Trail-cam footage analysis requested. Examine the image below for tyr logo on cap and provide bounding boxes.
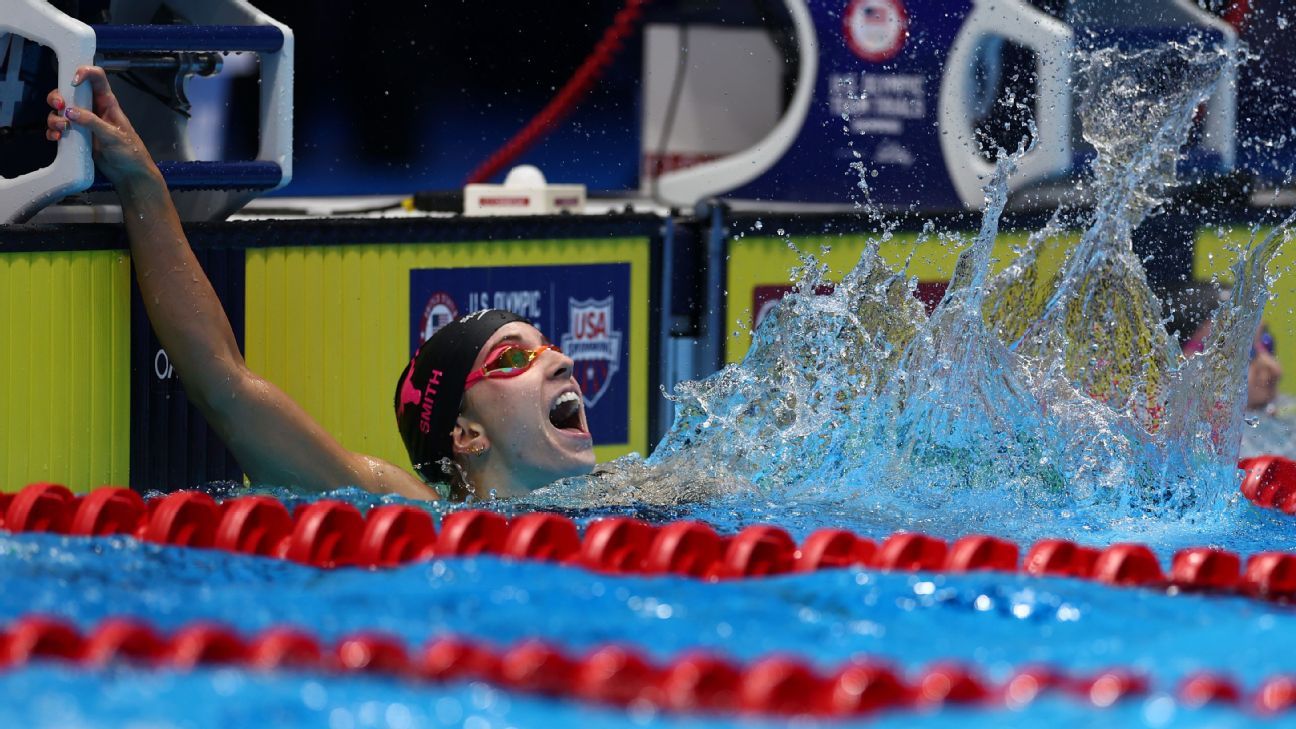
[397,358,421,417]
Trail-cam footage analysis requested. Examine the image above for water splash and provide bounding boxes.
[556,38,1291,537]
[994,40,1230,431]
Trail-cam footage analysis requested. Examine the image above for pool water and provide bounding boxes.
[1,499,1295,729]
[0,667,1255,729]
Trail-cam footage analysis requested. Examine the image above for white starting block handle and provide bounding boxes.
[0,0,95,224]
[89,24,289,194]
[937,0,1074,209]
[0,1,293,223]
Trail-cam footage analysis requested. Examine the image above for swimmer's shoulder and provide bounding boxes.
[355,454,442,501]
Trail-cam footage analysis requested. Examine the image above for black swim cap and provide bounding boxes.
[394,309,527,482]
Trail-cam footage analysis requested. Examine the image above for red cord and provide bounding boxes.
[1223,0,1251,33]
[464,0,651,185]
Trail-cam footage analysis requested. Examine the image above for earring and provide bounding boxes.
[467,444,488,456]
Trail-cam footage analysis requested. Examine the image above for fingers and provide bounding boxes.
[51,67,156,181]
[71,65,111,96]
[62,105,113,137]
[46,109,69,142]
[70,66,122,117]
[47,66,111,116]
[46,89,67,141]
[61,102,158,184]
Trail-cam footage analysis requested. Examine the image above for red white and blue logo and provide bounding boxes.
[417,291,459,347]
[843,0,908,62]
[561,297,622,408]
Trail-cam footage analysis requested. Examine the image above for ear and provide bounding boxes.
[451,415,491,456]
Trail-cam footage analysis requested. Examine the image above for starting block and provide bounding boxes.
[0,0,293,223]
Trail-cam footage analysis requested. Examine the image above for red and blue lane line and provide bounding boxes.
[2,613,1294,719]
[4,457,1296,719]
[2,464,1296,601]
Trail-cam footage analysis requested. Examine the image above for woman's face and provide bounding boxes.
[461,322,596,492]
[1248,326,1282,411]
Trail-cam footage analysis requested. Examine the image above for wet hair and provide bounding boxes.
[394,309,527,484]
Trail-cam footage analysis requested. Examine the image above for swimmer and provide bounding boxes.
[45,67,596,500]
[1171,283,1283,412]
[1184,321,1282,412]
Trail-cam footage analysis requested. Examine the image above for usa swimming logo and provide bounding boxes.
[561,297,622,408]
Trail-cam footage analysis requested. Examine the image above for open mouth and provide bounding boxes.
[549,391,584,432]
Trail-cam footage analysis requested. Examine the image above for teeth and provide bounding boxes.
[549,391,583,430]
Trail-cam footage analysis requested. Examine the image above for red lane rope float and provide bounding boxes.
[1240,455,1296,515]
[3,614,1294,717]
[4,480,1296,602]
[463,0,650,185]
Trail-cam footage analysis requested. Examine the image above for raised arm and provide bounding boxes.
[47,66,436,500]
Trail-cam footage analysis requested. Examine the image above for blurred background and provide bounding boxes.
[4,0,1294,201]
[176,0,1296,198]
[247,0,646,195]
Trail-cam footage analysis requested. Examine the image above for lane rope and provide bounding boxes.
[2,477,1296,602]
[1240,455,1296,516]
[1,613,1291,717]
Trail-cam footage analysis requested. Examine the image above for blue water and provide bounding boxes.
[0,666,1264,729]
[1,527,1294,727]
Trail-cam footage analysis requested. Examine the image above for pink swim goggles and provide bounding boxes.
[464,343,561,390]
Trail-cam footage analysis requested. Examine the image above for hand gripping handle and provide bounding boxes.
[0,0,95,223]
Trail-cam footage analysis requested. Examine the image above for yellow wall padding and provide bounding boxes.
[0,251,131,492]
[1195,226,1296,396]
[726,230,1070,362]
[244,238,652,476]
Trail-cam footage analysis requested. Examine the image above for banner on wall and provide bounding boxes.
[130,248,246,492]
[748,281,949,335]
[409,263,632,444]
